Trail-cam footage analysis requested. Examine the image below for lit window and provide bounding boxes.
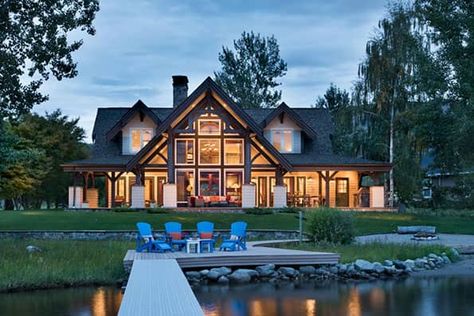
[224,139,243,165]
[199,171,220,196]
[271,130,293,153]
[199,119,221,135]
[130,128,153,152]
[199,139,220,165]
[176,139,194,165]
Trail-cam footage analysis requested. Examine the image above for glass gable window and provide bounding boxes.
[199,139,220,165]
[199,170,220,196]
[176,139,194,165]
[130,128,153,152]
[224,139,243,165]
[198,119,221,135]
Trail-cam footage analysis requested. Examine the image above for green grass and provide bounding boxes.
[279,241,454,263]
[0,239,132,292]
[0,209,473,235]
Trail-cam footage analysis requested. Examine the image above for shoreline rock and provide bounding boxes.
[185,250,457,286]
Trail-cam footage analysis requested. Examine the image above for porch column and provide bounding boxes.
[105,172,122,208]
[241,133,255,208]
[317,171,338,207]
[164,132,177,207]
[85,172,99,209]
[244,133,251,184]
[131,167,145,208]
[68,172,83,208]
[273,167,287,208]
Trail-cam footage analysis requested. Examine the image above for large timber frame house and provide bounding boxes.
[63,76,391,209]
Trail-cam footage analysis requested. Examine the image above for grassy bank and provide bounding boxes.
[1,238,456,292]
[279,242,454,263]
[0,239,132,292]
[0,209,473,235]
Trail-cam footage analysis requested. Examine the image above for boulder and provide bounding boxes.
[329,266,339,274]
[383,260,393,267]
[26,245,42,253]
[404,259,415,270]
[209,267,232,278]
[337,264,347,274]
[200,269,209,277]
[384,266,398,275]
[256,264,275,277]
[354,259,375,272]
[185,271,201,280]
[234,269,258,278]
[278,267,299,278]
[373,262,385,274]
[442,255,451,264]
[228,270,251,284]
[415,258,428,268]
[217,276,229,284]
[299,266,316,275]
[207,271,220,280]
[393,260,407,269]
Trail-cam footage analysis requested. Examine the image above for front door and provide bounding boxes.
[258,177,268,207]
[157,177,166,206]
[336,178,349,207]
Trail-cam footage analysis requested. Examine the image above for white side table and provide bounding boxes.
[186,239,201,253]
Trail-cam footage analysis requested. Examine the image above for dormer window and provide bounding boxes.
[270,128,301,153]
[130,128,153,153]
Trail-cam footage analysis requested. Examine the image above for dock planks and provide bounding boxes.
[124,240,340,270]
[118,259,204,316]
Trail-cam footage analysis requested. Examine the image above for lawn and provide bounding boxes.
[279,241,454,263]
[0,209,473,235]
[0,239,132,292]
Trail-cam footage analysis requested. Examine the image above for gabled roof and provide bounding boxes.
[261,102,317,138]
[126,77,293,171]
[105,100,160,141]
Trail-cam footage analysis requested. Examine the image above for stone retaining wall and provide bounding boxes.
[0,230,305,241]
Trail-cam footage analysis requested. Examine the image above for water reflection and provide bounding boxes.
[0,286,122,316]
[194,277,474,316]
[0,277,473,316]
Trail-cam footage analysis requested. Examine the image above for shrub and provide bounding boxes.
[147,208,172,214]
[274,206,301,214]
[307,207,354,244]
[243,207,273,215]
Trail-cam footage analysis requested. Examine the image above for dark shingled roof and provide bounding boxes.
[71,104,387,168]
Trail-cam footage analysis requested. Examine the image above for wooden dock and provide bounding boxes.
[118,259,204,316]
[124,240,339,270]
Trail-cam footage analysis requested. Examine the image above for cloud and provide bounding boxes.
[39,0,387,141]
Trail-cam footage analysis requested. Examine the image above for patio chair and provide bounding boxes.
[197,221,216,252]
[136,222,172,253]
[165,221,187,250]
[220,221,247,251]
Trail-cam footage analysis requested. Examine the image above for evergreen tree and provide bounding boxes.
[214,31,287,108]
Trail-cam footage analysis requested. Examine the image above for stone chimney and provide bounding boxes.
[172,75,188,107]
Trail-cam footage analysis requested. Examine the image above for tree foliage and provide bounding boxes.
[0,111,89,209]
[0,0,99,120]
[214,31,287,109]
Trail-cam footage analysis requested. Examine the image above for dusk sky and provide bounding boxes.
[39,0,388,141]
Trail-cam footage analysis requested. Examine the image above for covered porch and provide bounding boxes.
[63,164,391,210]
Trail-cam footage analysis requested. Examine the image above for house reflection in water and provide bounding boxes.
[90,287,122,316]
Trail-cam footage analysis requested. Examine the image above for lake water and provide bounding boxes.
[0,277,473,316]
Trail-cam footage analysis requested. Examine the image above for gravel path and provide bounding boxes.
[355,233,474,253]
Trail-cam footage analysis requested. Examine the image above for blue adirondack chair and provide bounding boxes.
[220,221,247,251]
[136,222,172,253]
[197,221,216,252]
[165,221,187,250]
